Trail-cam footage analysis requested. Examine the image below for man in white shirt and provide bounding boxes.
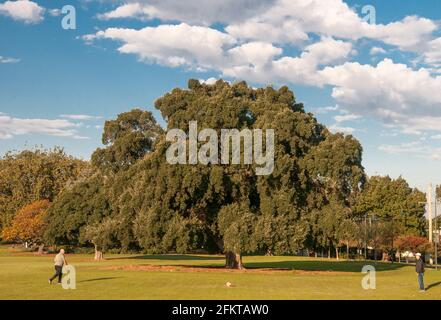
[48,249,68,284]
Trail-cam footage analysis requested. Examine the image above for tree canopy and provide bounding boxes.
[106,79,365,267]
[36,79,427,266]
[354,175,426,236]
[0,148,86,232]
[91,108,163,173]
[2,200,50,249]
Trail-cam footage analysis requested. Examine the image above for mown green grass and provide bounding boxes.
[0,245,440,300]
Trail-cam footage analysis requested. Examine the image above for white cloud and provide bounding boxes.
[224,0,436,53]
[222,37,352,85]
[48,8,61,17]
[198,77,218,85]
[319,58,441,133]
[88,1,441,136]
[328,124,355,135]
[98,2,145,20]
[98,1,437,54]
[226,18,308,45]
[423,37,441,65]
[97,0,274,25]
[0,114,88,139]
[370,47,386,55]
[85,23,236,69]
[367,16,436,52]
[334,114,361,123]
[0,55,20,63]
[0,0,45,24]
[228,41,282,66]
[379,141,441,161]
[60,114,102,120]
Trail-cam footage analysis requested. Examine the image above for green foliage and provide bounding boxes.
[218,203,257,254]
[91,109,163,173]
[0,148,86,232]
[44,174,111,246]
[35,80,425,265]
[354,176,426,236]
[309,202,353,251]
[114,79,365,260]
[81,217,122,253]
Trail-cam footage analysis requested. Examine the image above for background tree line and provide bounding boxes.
[0,80,429,268]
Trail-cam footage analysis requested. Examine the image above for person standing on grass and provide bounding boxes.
[415,252,425,292]
[48,249,68,285]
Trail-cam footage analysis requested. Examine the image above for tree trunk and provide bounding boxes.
[37,244,44,255]
[328,248,331,259]
[346,241,350,260]
[225,251,244,269]
[94,244,104,261]
[335,247,339,260]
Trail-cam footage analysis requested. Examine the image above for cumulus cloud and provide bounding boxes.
[85,23,236,69]
[0,114,88,139]
[88,0,441,136]
[85,25,351,85]
[97,0,274,25]
[224,0,436,53]
[99,0,437,53]
[370,47,387,55]
[223,37,353,85]
[0,0,45,24]
[423,37,441,65]
[198,77,218,85]
[328,124,356,135]
[319,58,441,133]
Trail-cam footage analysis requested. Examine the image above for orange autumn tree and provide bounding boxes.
[2,200,50,253]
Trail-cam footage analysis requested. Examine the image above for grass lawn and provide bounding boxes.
[0,245,440,300]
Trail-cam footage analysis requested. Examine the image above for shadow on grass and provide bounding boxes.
[108,254,224,261]
[78,277,123,283]
[244,260,407,272]
[107,254,409,272]
[426,281,441,291]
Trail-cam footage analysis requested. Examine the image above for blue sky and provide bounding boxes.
[1,0,441,192]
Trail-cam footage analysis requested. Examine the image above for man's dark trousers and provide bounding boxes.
[50,266,63,283]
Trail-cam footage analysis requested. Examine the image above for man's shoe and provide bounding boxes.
[48,279,52,285]
[419,289,426,292]
[57,282,62,285]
